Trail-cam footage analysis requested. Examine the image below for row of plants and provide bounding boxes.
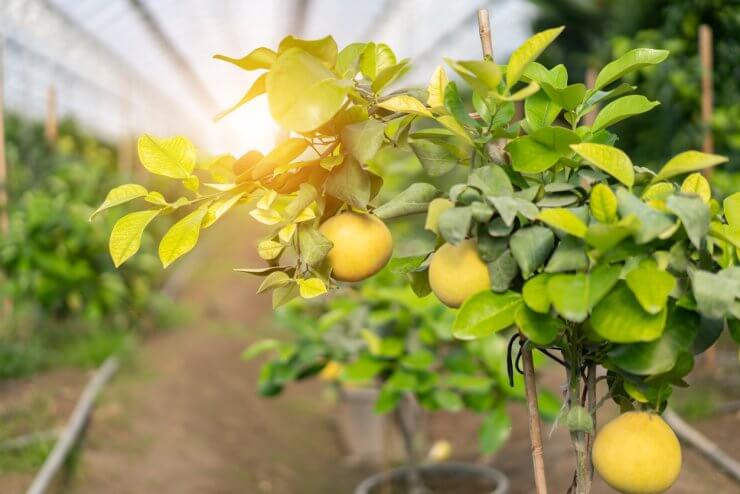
[0,115,177,379]
[97,20,738,494]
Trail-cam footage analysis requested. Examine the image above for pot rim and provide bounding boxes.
[354,461,509,494]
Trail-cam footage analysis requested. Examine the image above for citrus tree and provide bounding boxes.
[95,15,738,494]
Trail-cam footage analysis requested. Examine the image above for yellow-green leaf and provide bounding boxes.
[492,81,540,101]
[278,223,296,242]
[213,47,276,71]
[377,95,432,117]
[258,240,284,260]
[571,143,634,188]
[506,26,564,89]
[298,277,327,298]
[641,182,674,201]
[590,95,659,133]
[589,184,618,223]
[158,203,210,268]
[593,48,669,91]
[652,151,728,183]
[138,134,196,179]
[202,192,245,228]
[214,73,266,122]
[436,115,473,145]
[680,173,711,203]
[538,208,588,238]
[425,198,454,234]
[250,208,282,225]
[109,210,160,268]
[278,35,338,67]
[724,192,740,227]
[266,48,351,132]
[427,65,449,109]
[360,43,396,80]
[90,184,147,220]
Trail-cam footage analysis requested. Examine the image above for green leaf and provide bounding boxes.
[257,271,292,294]
[138,134,196,179]
[488,196,539,226]
[545,237,588,272]
[468,166,513,197]
[625,260,676,314]
[91,184,147,220]
[377,95,431,117]
[523,274,551,313]
[435,389,464,411]
[324,157,372,209]
[539,82,586,111]
[341,118,385,163]
[479,406,512,454]
[589,184,618,223]
[444,81,480,128]
[591,282,667,342]
[616,188,675,243]
[547,273,589,322]
[488,250,519,292]
[723,192,740,227]
[666,194,710,249]
[444,58,490,97]
[213,47,276,71]
[341,356,386,382]
[278,35,338,66]
[372,59,411,93]
[507,127,580,173]
[425,198,454,234]
[241,339,284,361]
[410,140,458,177]
[438,207,473,245]
[591,95,659,133]
[652,151,728,183]
[109,210,160,267]
[272,282,300,308]
[297,226,333,267]
[587,264,622,308]
[593,48,669,91]
[610,306,698,375]
[360,42,396,80]
[266,48,351,132]
[506,26,565,89]
[458,60,502,89]
[691,269,739,320]
[509,226,555,278]
[453,291,522,340]
[570,143,634,187]
[214,73,267,121]
[525,90,561,131]
[158,203,210,268]
[202,192,245,228]
[538,208,588,238]
[584,215,640,251]
[515,305,564,345]
[334,42,367,78]
[373,183,440,219]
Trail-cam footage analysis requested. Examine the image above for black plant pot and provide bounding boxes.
[354,462,509,494]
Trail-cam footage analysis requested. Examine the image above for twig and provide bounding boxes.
[26,356,120,494]
[477,9,493,61]
[663,408,740,484]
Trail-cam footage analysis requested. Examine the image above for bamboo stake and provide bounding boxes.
[45,85,58,144]
[582,68,598,126]
[0,37,8,236]
[522,342,548,494]
[476,9,548,493]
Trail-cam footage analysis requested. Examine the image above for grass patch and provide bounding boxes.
[0,439,55,473]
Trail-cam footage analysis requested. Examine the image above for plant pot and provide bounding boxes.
[354,462,509,494]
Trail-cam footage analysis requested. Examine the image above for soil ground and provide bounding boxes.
[1,214,738,493]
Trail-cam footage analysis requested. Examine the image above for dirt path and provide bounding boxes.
[31,212,740,493]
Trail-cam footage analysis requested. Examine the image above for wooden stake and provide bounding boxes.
[477,9,548,492]
[0,37,8,236]
[522,343,548,494]
[45,85,58,144]
[477,9,494,62]
[699,24,714,158]
[582,68,598,126]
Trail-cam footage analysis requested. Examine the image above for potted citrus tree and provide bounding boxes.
[94,10,738,494]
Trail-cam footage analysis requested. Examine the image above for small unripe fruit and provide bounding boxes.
[593,411,681,494]
[429,239,490,308]
[319,212,392,282]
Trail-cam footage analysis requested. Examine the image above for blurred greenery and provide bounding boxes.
[0,115,179,379]
[532,0,739,196]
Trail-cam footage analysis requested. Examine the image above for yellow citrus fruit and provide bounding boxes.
[429,239,490,308]
[319,212,392,282]
[593,411,681,494]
